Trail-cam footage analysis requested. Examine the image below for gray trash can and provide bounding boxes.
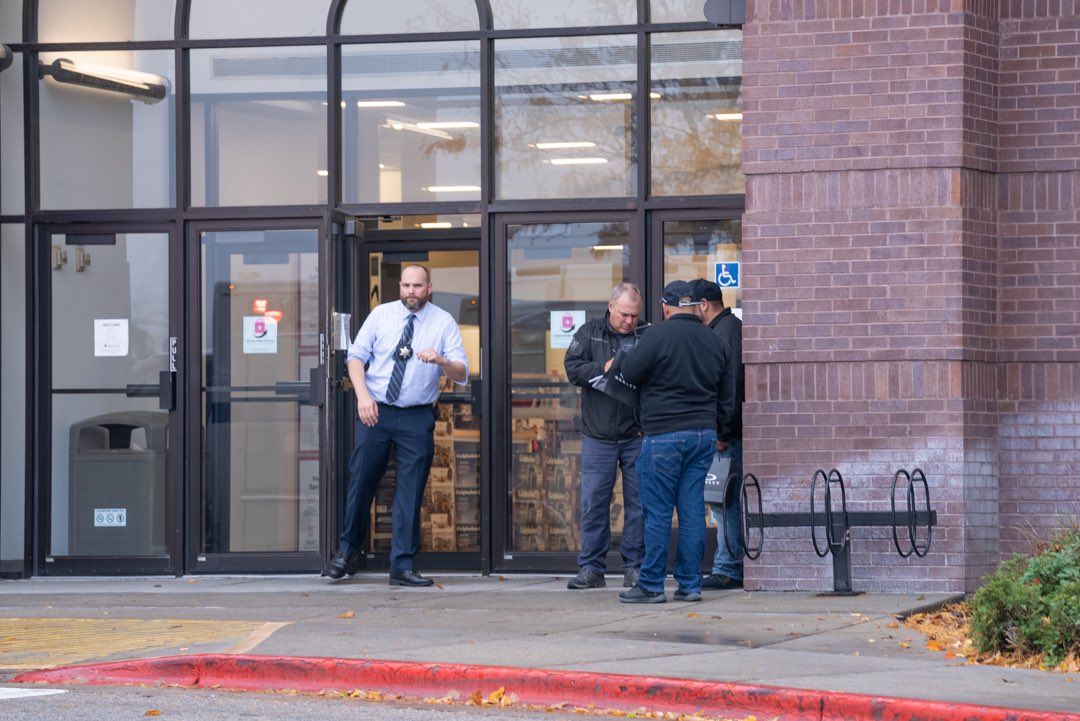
[68,411,168,556]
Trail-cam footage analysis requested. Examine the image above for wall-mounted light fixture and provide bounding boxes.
[0,44,13,73]
[39,58,170,103]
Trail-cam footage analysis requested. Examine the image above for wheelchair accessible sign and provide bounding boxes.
[715,261,740,289]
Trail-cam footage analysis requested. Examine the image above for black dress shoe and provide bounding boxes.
[389,569,434,587]
[327,551,360,579]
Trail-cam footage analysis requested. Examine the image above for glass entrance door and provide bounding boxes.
[194,225,325,572]
[41,227,179,574]
[350,247,482,570]
[493,215,639,571]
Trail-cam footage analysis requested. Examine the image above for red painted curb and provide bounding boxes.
[14,654,1077,721]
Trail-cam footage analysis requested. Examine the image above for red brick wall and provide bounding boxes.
[741,2,1010,591]
[997,3,1080,555]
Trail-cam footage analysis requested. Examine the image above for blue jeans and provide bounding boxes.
[708,438,744,580]
[636,428,717,594]
[578,435,644,573]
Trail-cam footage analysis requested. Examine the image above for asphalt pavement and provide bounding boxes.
[1,574,1077,720]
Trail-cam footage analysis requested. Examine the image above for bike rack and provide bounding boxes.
[723,468,937,594]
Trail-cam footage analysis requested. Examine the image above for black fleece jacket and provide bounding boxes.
[618,312,734,437]
[563,313,644,440]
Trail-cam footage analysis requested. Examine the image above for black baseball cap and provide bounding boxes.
[690,278,724,302]
[661,280,697,307]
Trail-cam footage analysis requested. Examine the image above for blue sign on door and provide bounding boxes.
[715,261,740,289]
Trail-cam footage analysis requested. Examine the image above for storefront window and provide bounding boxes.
[190,46,326,207]
[491,0,635,29]
[38,50,175,210]
[189,0,329,39]
[507,221,631,553]
[342,41,481,204]
[662,218,742,313]
[340,0,479,35]
[651,30,743,197]
[1,224,26,566]
[496,35,637,200]
[37,0,174,42]
[650,0,709,24]
[0,50,23,215]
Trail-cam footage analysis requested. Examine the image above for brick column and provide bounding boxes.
[741,1,1002,592]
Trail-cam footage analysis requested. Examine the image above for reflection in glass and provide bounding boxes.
[1,226,27,561]
[651,30,743,196]
[38,50,174,209]
[201,230,320,554]
[191,47,327,207]
[491,0,635,29]
[189,0,330,39]
[0,1,21,42]
[340,0,479,34]
[37,0,175,42]
[48,232,170,558]
[663,218,743,312]
[507,222,630,553]
[649,0,707,24]
[0,52,23,214]
[496,36,637,199]
[365,251,481,553]
[51,234,170,387]
[342,42,481,204]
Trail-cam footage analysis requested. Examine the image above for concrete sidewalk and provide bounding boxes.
[1,574,1077,719]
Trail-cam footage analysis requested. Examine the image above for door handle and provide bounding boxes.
[124,371,176,410]
[272,367,325,408]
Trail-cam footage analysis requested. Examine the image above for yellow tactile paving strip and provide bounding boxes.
[0,618,279,670]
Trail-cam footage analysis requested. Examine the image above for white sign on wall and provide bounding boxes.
[550,310,586,349]
[94,319,129,357]
[243,316,278,354]
[94,508,127,527]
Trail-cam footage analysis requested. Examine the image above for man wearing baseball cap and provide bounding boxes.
[691,278,745,590]
[615,280,735,603]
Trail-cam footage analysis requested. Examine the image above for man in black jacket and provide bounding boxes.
[686,278,747,587]
[563,283,647,590]
[616,280,734,603]
[692,278,746,591]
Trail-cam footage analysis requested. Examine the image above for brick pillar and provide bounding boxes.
[741,2,1002,592]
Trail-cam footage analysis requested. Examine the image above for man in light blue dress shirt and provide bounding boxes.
[329,264,469,586]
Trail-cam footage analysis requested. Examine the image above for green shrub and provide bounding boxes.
[969,529,1080,667]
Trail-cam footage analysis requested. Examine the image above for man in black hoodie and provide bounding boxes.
[563,283,647,590]
[616,280,735,603]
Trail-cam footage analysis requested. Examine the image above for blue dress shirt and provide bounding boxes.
[346,300,469,406]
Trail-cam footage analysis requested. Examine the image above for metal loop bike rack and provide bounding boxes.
[726,467,938,594]
[891,468,932,558]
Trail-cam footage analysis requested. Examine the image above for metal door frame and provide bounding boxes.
[185,216,329,574]
[32,221,183,576]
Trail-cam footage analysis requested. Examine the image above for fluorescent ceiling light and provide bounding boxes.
[357,100,405,107]
[424,185,481,192]
[385,120,453,140]
[420,222,453,229]
[316,169,329,177]
[535,141,596,150]
[650,92,662,99]
[586,92,633,101]
[548,157,608,165]
[416,121,479,129]
[40,58,169,103]
[712,112,743,121]
[592,245,624,251]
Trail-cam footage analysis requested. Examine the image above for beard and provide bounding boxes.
[401,295,429,311]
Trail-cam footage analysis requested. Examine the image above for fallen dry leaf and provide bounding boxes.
[337,611,356,619]
[144,711,162,717]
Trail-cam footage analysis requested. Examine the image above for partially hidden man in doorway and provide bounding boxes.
[329,264,469,586]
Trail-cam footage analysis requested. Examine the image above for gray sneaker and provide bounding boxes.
[618,585,666,604]
[701,573,743,590]
[567,568,606,589]
[622,567,640,588]
[673,589,702,602]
